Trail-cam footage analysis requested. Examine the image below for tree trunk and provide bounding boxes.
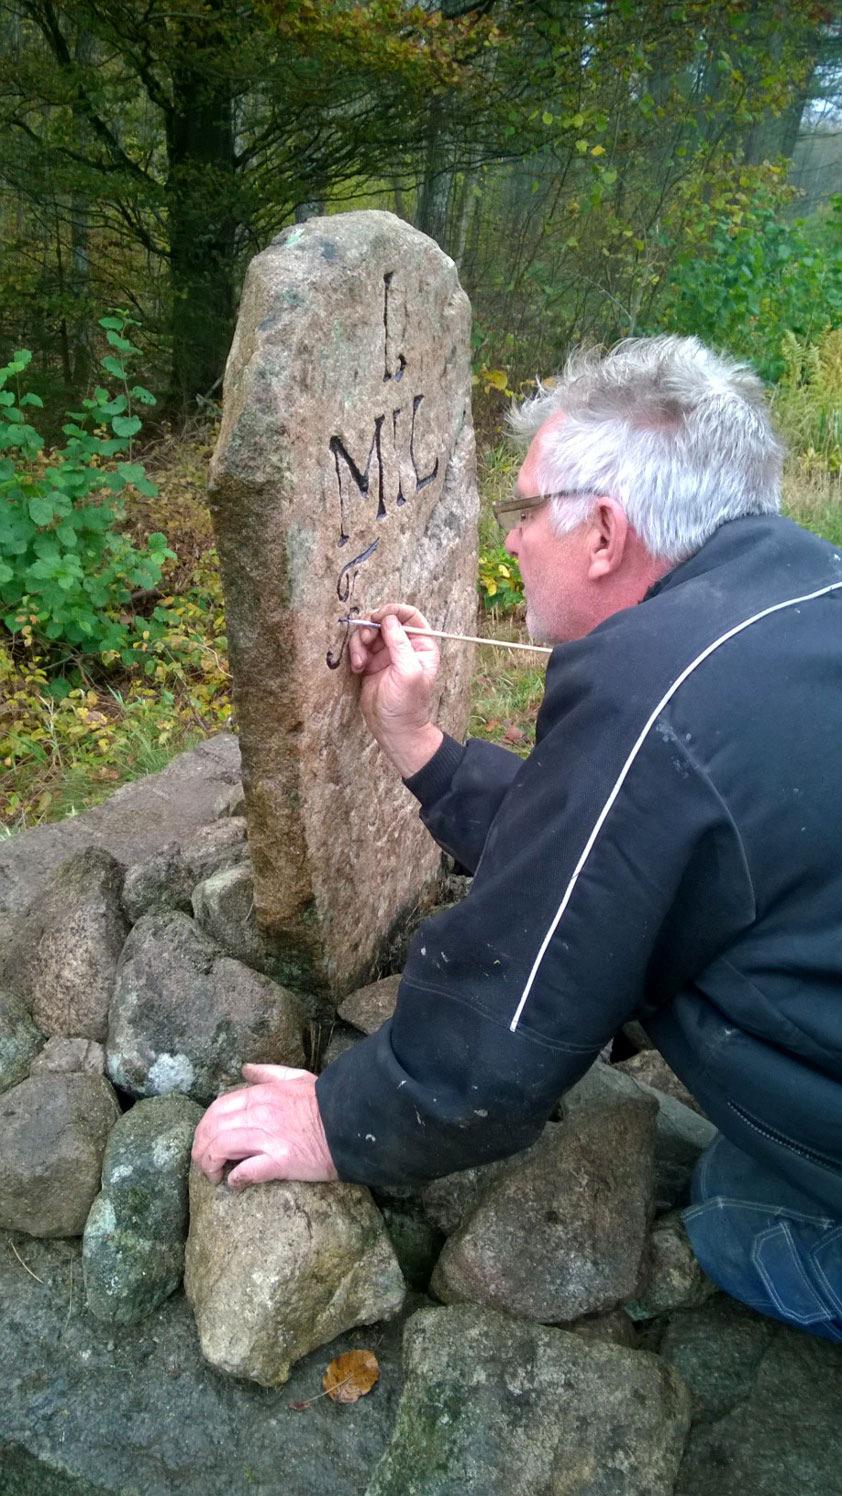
[167,15,237,411]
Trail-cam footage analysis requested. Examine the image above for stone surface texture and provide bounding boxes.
[185,1169,406,1385]
[366,1304,691,1496]
[83,1093,203,1325]
[121,841,194,923]
[616,1050,705,1115]
[337,973,401,1033]
[29,1036,105,1077]
[661,1299,842,1495]
[0,734,240,939]
[565,1060,715,1212]
[208,210,478,998]
[431,1096,656,1322]
[0,847,127,1041]
[626,1210,719,1321]
[106,910,305,1103]
[0,989,43,1093]
[0,1073,120,1236]
[0,1231,409,1495]
[191,861,278,976]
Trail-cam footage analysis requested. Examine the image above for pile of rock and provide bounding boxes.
[2,735,836,1495]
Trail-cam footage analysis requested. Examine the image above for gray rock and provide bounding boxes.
[420,1134,549,1238]
[106,911,305,1103]
[570,1306,641,1349]
[0,989,43,1093]
[122,841,194,923]
[431,1096,657,1322]
[366,1304,692,1495]
[0,848,127,1041]
[0,1074,120,1236]
[181,817,248,884]
[191,861,275,974]
[320,1021,362,1068]
[185,1169,406,1385]
[565,1061,715,1211]
[380,1199,444,1291]
[617,1050,705,1115]
[659,1296,777,1423]
[208,212,478,998]
[213,781,246,818]
[665,1301,842,1494]
[0,733,240,942]
[0,1230,409,1495]
[29,1035,105,1076]
[338,975,401,1034]
[83,1093,203,1324]
[626,1210,719,1321]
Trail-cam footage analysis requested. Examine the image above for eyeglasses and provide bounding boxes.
[492,489,600,533]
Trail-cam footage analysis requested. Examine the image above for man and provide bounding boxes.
[193,335,842,1341]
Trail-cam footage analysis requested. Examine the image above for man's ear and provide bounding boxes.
[586,499,629,581]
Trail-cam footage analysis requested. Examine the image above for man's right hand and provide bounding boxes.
[348,603,444,778]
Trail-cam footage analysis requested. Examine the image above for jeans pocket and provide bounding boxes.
[752,1221,837,1329]
[810,1223,842,1317]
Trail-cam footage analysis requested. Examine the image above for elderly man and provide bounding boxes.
[193,335,842,1341]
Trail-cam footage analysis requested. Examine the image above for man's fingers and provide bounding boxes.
[371,602,431,633]
[227,1150,290,1189]
[241,1063,311,1083]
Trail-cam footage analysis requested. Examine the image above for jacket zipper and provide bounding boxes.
[728,1099,842,1172]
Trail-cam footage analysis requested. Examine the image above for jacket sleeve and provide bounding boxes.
[403,732,526,874]
[317,696,756,1189]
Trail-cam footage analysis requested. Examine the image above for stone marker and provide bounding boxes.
[209,210,478,999]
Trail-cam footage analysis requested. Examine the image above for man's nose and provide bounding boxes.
[504,526,519,557]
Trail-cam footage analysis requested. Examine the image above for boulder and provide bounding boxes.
[0,1073,120,1236]
[83,1093,203,1324]
[431,1095,656,1322]
[320,1021,362,1068]
[106,911,305,1104]
[565,1061,716,1211]
[338,975,401,1034]
[625,1210,718,1321]
[185,1169,406,1385]
[30,1035,106,1077]
[421,1136,548,1238]
[0,733,240,939]
[379,1199,445,1291]
[122,841,194,923]
[0,847,127,1041]
[616,1050,704,1115]
[213,781,246,818]
[180,817,248,885]
[0,1231,408,1495]
[662,1299,842,1495]
[365,1304,691,1495]
[191,862,277,976]
[0,989,43,1094]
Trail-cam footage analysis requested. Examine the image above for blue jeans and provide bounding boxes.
[682,1134,842,1343]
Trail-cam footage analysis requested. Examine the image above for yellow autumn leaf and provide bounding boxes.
[591,144,605,156]
[322,1349,380,1404]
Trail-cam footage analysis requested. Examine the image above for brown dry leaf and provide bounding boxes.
[503,722,525,744]
[322,1349,380,1404]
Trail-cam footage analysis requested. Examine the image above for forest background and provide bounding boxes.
[0,0,840,828]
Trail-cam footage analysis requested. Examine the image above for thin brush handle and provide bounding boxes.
[341,617,552,656]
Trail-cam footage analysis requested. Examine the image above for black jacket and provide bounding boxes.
[317,515,842,1211]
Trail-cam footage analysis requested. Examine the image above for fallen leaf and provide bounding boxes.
[503,723,525,743]
[322,1349,380,1404]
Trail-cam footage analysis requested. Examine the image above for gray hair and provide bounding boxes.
[508,335,784,563]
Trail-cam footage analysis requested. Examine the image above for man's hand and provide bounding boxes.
[191,1063,339,1188]
[348,603,443,777]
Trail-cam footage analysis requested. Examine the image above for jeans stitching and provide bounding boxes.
[751,1222,831,1326]
[683,1196,834,1230]
[811,1224,842,1316]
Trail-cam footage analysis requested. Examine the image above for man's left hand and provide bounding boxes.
[191,1063,339,1187]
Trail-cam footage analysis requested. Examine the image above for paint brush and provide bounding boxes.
[338,616,552,656]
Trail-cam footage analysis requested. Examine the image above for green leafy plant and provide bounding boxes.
[478,544,523,613]
[0,313,172,660]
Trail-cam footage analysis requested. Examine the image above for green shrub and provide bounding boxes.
[0,314,172,660]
